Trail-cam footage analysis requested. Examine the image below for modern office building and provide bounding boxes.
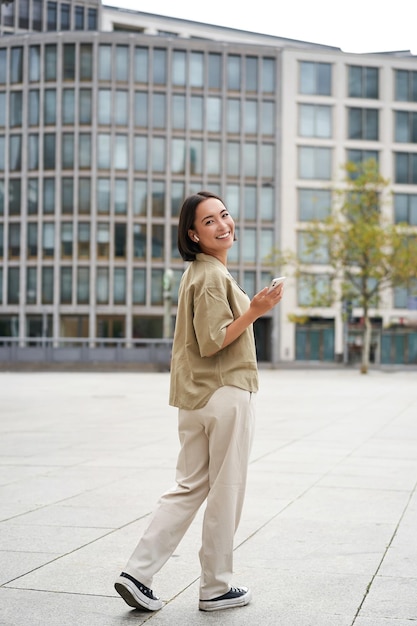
[0,0,416,364]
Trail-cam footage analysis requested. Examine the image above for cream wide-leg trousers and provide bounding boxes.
[124,385,256,600]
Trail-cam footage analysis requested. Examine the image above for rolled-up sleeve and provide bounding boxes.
[193,287,234,357]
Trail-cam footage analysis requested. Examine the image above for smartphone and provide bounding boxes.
[267,276,286,293]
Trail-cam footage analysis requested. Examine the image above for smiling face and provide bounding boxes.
[188,197,235,264]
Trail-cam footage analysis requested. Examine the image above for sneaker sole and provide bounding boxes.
[199,589,252,612]
[114,576,163,611]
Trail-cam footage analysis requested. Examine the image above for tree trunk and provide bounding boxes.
[361,313,372,374]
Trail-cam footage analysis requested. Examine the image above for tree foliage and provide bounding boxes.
[286,159,417,373]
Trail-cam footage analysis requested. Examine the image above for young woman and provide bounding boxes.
[115,191,283,612]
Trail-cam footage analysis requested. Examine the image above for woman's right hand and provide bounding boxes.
[250,284,284,318]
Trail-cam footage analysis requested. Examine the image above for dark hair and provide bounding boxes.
[177,191,225,261]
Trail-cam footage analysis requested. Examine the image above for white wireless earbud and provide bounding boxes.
[194,236,200,242]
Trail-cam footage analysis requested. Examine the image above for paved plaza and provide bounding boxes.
[0,368,416,626]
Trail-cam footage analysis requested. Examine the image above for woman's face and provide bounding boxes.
[188,197,235,262]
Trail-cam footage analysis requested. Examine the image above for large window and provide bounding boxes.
[62,178,74,214]
[133,224,146,259]
[227,99,240,133]
[96,267,109,304]
[79,134,91,169]
[348,108,379,140]
[8,223,20,258]
[262,58,275,93]
[42,223,54,258]
[134,47,148,83]
[79,89,92,124]
[190,51,204,87]
[394,279,417,308]
[97,223,109,258]
[0,50,6,84]
[152,93,166,129]
[98,45,112,80]
[75,6,84,30]
[347,149,379,172]
[78,178,91,213]
[395,69,417,102]
[298,231,329,264]
[152,138,166,173]
[41,267,54,304]
[10,135,22,171]
[61,222,73,258]
[208,53,222,89]
[298,273,332,306]
[224,142,239,177]
[243,100,257,134]
[27,223,38,257]
[172,95,185,130]
[153,49,167,85]
[28,134,39,170]
[348,66,379,99]
[245,56,258,92]
[172,50,186,86]
[299,61,331,96]
[43,133,56,169]
[45,45,57,81]
[394,194,417,225]
[299,147,332,180]
[115,223,127,258]
[190,96,203,131]
[395,111,417,143]
[243,142,257,177]
[151,225,164,259]
[227,55,241,90]
[60,267,72,303]
[62,133,74,169]
[97,178,110,214]
[10,92,23,127]
[43,178,55,214]
[63,44,75,80]
[80,44,93,80]
[77,267,90,304]
[299,104,332,138]
[395,153,417,184]
[299,189,331,221]
[132,268,146,304]
[9,180,21,214]
[207,97,222,132]
[26,267,37,304]
[135,92,148,127]
[11,47,23,83]
[8,268,20,304]
[29,46,40,81]
[114,179,127,214]
[78,222,90,258]
[62,89,75,124]
[262,101,275,135]
[114,268,126,304]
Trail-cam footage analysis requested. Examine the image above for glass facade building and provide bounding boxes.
[1,1,416,363]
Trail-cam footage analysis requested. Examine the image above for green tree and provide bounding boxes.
[283,159,417,373]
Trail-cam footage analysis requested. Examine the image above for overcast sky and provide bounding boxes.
[106,0,416,55]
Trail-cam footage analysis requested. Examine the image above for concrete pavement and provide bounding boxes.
[0,369,416,626]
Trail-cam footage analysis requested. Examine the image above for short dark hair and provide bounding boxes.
[177,191,225,261]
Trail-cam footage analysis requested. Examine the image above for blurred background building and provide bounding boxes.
[0,0,416,365]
